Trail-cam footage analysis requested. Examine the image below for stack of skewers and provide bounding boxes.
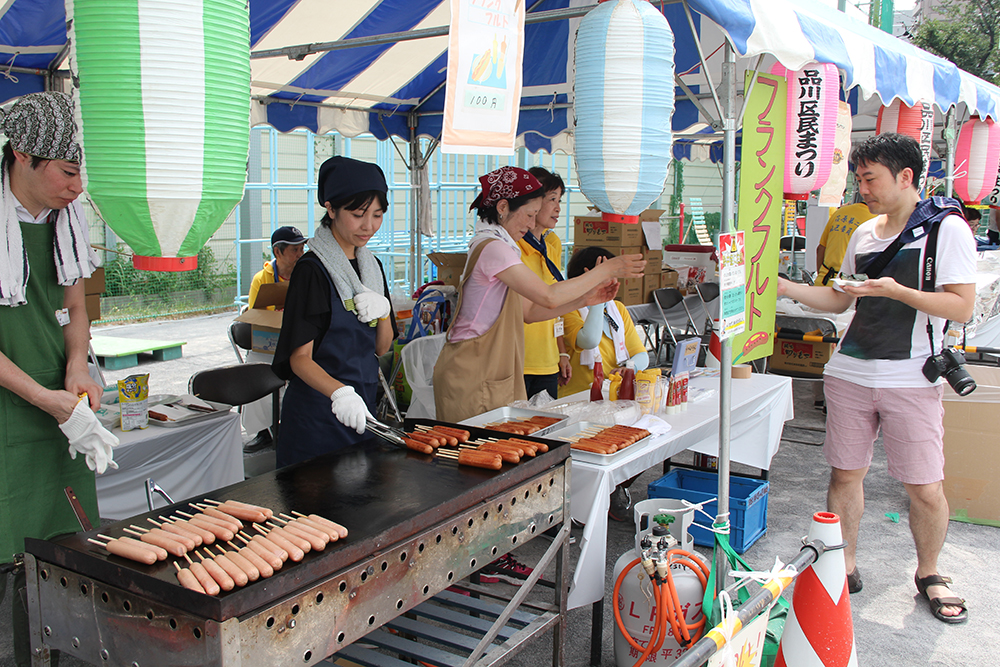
[559,424,651,455]
[478,415,561,435]
[86,499,347,595]
[367,419,551,471]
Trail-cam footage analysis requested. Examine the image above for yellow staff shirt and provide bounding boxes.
[559,300,645,398]
[518,231,563,375]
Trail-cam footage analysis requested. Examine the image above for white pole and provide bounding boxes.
[715,40,736,594]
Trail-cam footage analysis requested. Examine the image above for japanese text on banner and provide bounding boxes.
[442,0,525,155]
[732,72,785,364]
[718,231,746,340]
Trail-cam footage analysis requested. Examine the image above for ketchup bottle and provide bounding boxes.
[590,361,604,401]
[617,367,636,401]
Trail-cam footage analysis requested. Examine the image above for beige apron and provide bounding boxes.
[433,239,526,423]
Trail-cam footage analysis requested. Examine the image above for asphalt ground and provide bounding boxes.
[2,310,998,666]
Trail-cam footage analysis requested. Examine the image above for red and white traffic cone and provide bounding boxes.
[775,511,858,667]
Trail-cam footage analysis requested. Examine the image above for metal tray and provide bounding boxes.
[146,399,231,428]
[545,420,653,465]
[458,406,568,437]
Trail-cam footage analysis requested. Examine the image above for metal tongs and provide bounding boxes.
[366,416,408,449]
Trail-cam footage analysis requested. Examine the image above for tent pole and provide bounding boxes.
[943,108,956,199]
[716,40,736,596]
[410,120,420,293]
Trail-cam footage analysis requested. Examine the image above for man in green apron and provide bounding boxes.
[0,91,117,666]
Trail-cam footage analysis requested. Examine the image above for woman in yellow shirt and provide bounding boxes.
[560,247,649,398]
[518,167,571,399]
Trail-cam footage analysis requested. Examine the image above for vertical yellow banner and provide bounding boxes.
[733,72,785,364]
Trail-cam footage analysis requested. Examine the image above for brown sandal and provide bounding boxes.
[847,567,862,594]
[914,573,969,624]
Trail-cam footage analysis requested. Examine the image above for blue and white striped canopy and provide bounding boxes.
[0,0,998,151]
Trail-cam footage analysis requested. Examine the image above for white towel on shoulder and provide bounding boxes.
[0,166,98,307]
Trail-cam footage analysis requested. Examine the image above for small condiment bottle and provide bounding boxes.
[590,361,605,402]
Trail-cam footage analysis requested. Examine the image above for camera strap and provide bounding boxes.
[921,219,944,355]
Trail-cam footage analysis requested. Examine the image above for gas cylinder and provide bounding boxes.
[612,500,708,667]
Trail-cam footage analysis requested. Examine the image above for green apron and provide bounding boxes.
[0,221,98,562]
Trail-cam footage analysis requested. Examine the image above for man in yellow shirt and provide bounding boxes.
[248,226,307,309]
[518,167,571,400]
[816,201,875,285]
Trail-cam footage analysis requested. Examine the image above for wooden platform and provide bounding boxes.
[91,336,186,370]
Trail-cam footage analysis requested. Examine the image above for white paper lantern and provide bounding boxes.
[574,0,675,223]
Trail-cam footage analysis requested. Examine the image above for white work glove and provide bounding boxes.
[58,398,120,474]
[330,386,372,434]
[352,288,391,323]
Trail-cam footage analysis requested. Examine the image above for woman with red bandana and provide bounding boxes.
[433,166,644,423]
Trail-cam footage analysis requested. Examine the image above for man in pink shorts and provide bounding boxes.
[778,133,976,624]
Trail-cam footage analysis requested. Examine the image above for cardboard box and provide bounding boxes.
[572,244,642,263]
[235,282,288,354]
[643,274,660,303]
[661,268,679,289]
[663,244,717,280]
[942,365,1000,527]
[643,247,663,274]
[574,209,663,247]
[85,293,100,322]
[767,338,834,376]
[85,267,105,295]
[617,276,644,306]
[427,253,467,287]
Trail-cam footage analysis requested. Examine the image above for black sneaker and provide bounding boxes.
[243,429,273,453]
[480,554,534,585]
[608,485,632,522]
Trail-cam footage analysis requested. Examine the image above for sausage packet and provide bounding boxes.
[118,373,150,431]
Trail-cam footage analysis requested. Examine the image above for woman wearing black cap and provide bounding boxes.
[432,166,645,423]
[272,156,398,467]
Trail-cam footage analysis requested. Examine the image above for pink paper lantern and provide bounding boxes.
[987,170,1000,209]
[876,99,934,192]
[771,62,839,200]
[954,116,1000,205]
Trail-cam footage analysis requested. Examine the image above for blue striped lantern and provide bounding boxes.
[574,0,675,224]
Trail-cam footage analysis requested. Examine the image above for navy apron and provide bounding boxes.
[276,256,379,468]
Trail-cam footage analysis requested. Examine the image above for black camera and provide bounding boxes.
[922,347,976,396]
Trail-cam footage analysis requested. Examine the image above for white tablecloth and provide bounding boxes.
[96,411,244,520]
[566,373,794,609]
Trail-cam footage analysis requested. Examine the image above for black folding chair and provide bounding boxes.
[228,320,252,363]
[189,363,283,442]
[652,287,694,365]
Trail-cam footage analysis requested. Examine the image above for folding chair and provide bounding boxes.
[652,288,695,365]
[228,320,252,363]
[693,281,720,334]
[189,363,284,442]
[400,333,448,419]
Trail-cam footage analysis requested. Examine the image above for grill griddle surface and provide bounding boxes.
[27,424,566,621]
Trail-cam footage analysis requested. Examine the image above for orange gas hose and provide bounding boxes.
[613,549,712,667]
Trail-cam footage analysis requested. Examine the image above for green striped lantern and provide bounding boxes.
[68,0,250,271]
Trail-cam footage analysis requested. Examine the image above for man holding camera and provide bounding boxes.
[778,133,975,624]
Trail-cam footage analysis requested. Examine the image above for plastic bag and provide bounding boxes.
[542,399,642,426]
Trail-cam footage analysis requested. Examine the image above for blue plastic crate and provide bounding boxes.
[647,469,768,553]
